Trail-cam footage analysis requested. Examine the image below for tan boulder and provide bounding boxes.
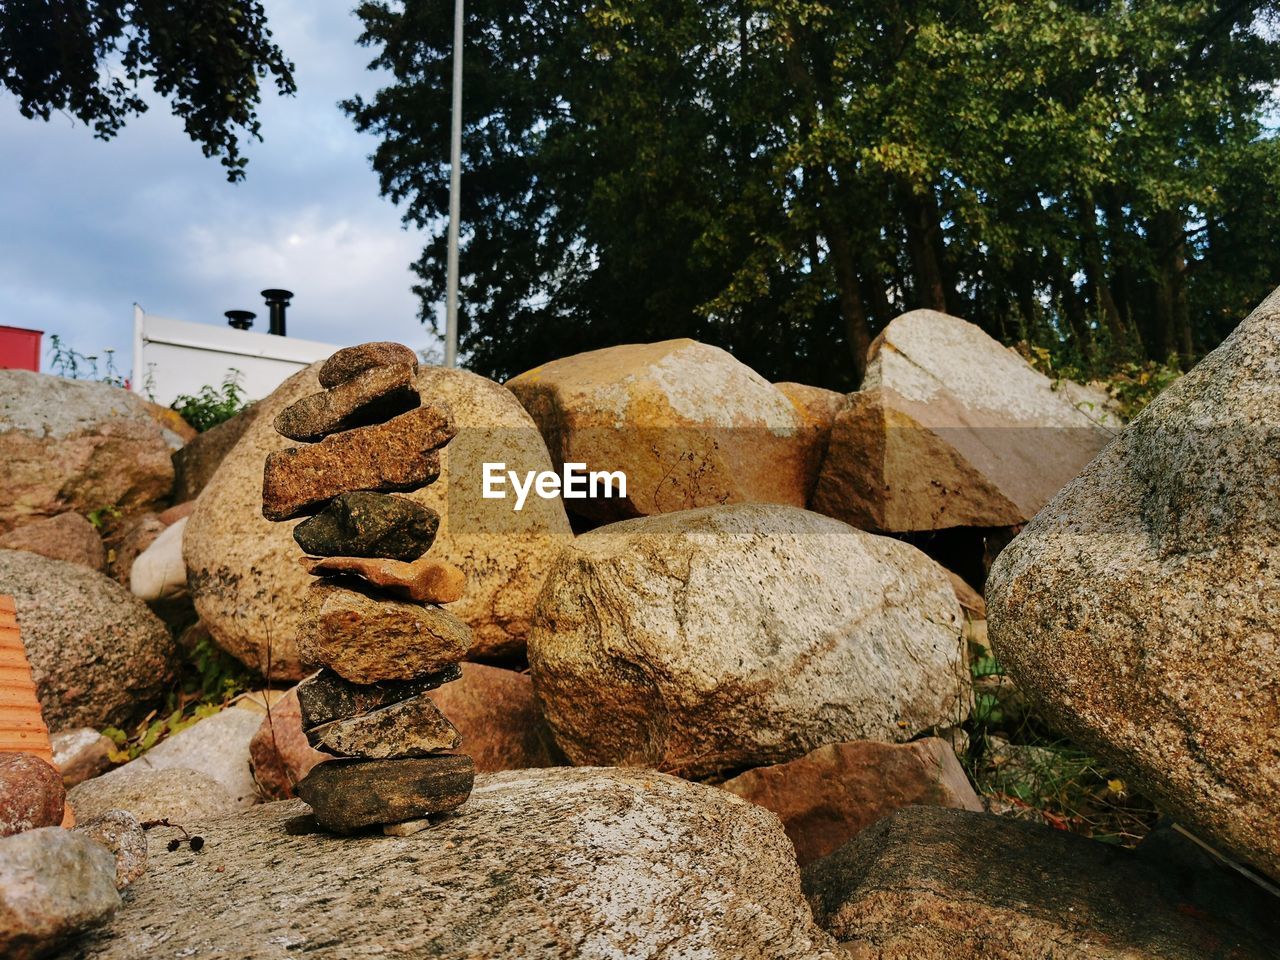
[802,806,1280,959]
[170,404,261,502]
[0,371,173,535]
[507,339,810,520]
[721,739,981,866]
[529,504,968,777]
[775,382,847,500]
[0,513,104,572]
[185,363,573,676]
[987,287,1280,879]
[812,310,1111,532]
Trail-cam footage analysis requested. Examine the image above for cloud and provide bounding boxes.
[0,0,437,380]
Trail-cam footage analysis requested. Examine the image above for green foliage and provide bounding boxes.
[101,632,255,764]
[47,335,127,387]
[0,1,295,180]
[85,505,122,530]
[348,0,1280,386]
[171,370,248,432]
[963,642,1157,845]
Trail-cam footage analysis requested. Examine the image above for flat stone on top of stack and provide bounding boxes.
[261,341,476,834]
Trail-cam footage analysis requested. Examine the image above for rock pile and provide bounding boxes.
[261,342,477,833]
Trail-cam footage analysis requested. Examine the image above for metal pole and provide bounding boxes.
[444,0,464,368]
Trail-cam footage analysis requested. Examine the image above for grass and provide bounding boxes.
[961,636,1159,847]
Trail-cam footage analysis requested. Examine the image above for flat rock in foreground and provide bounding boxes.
[65,767,837,960]
[802,806,1280,959]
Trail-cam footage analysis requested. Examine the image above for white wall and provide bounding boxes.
[131,306,342,407]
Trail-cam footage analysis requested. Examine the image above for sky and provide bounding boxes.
[0,1,437,378]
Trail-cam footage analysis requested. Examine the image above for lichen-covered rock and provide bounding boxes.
[987,288,1280,879]
[802,807,1280,959]
[0,753,65,837]
[0,370,173,535]
[0,550,175,731]
[529,504,967,777]
[721,739,982,866]
[72,767,838,959]
[185,364,573,675]
[0,826,120,960]
[507,339,810,520]
[812,310,1110,532]
[0,513,104,572]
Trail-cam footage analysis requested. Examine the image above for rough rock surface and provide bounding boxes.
[0,752,65,836]
[186,364,573,675]
[293,491,439,561]
[296,665,461,728]
[0,826,120,960]
[802,806,1280,959]
[529,504,967,776]
[261,403,453,520]
[116,706,262,807]
[318,341,419,388]
[73,809,147,889]
[0,513,104,571]
[249,688,329,801]
[721,739,982,865]
[300,580,472,683]
[987,288,1280,879]
[307,694,461,758]
[274,362,419,442]
[128,516,187,600]
[170,403,261,502]
[0,550,175,731]
[296,754,476,832]
[507,339,810,520]
[775,382,847,500]
[106,512,165,585]
[300,554,465,603]
[68,766,238,824]
[50,729,114,788]
[812,310,1110,532]
[430,663,558,771]
[72,767,838,959]
[0,370,173,535]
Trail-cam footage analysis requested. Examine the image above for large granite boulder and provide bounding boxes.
[529,504,967,777]
[0,550,175,731]
[70,767,838,959]
[185,363,572,676]
[802,807,1280,959]
[507,339,810,520]
[812,310,1110,532]
[987,288,1280,879]
[0,370,173,535]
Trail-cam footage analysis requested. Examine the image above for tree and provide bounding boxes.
[348,0,1280,386]
[0,0,295,180]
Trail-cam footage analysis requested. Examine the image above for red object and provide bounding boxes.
[0,326,43,371]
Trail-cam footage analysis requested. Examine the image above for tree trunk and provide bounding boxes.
[900,185,950,312]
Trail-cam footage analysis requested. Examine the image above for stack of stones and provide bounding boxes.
[261,342,476,834]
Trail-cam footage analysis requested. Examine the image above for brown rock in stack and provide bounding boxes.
[260,342,477,832]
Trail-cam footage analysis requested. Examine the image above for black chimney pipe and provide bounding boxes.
[261,289,293,336]
[225,310,256,330]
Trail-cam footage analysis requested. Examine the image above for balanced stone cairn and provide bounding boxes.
[261,342,475,834]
